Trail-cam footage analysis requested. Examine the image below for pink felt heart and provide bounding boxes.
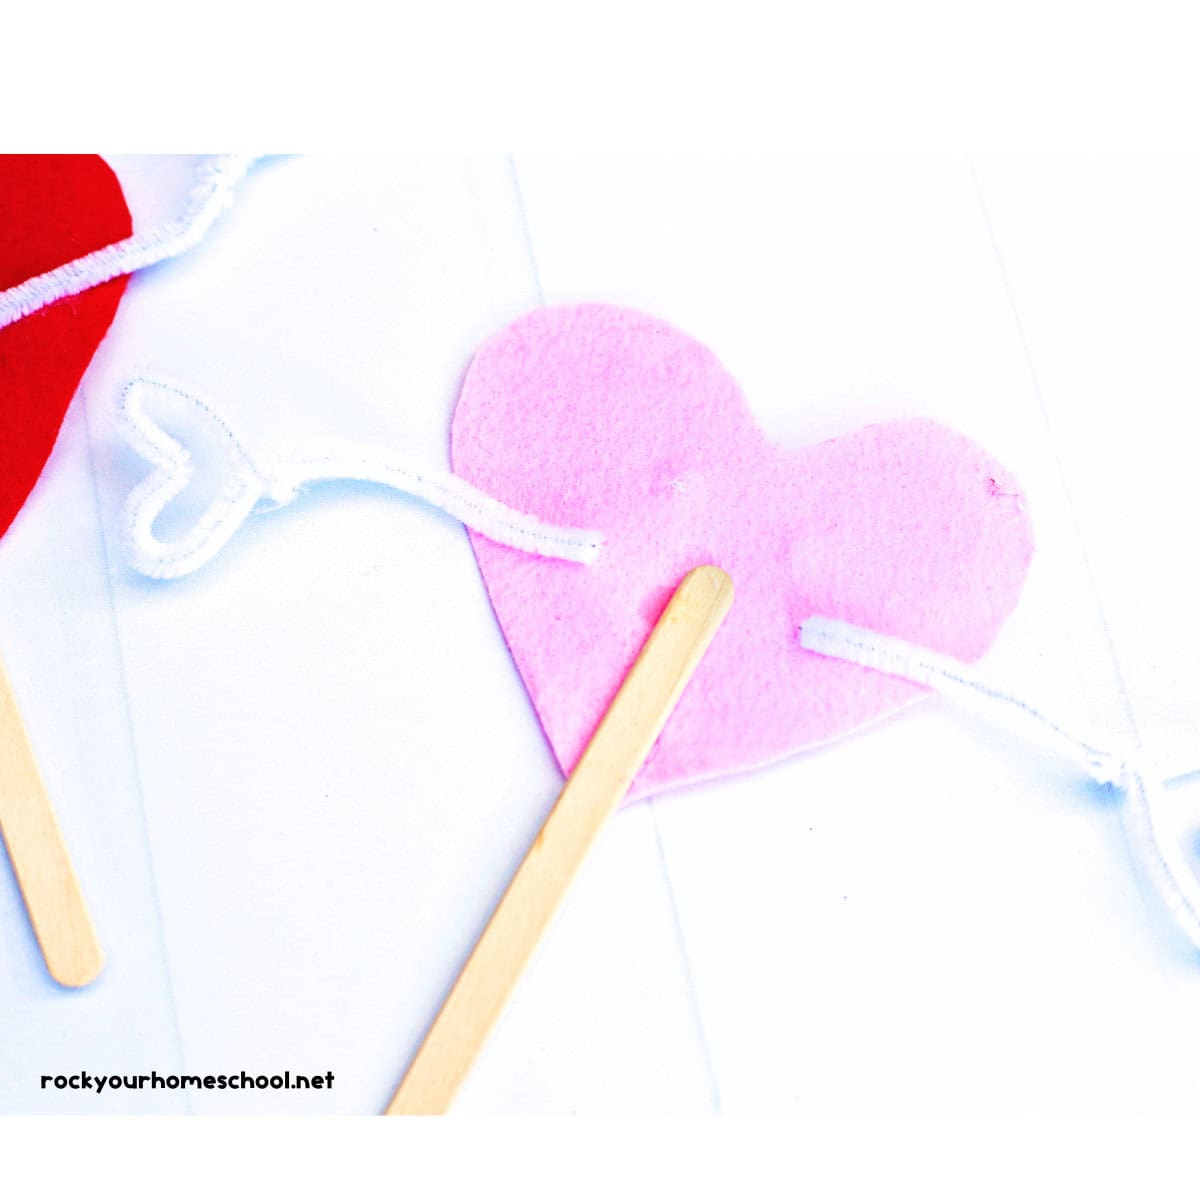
[452,304,1033,798]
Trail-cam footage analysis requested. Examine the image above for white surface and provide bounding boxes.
[0,155,1196,1115]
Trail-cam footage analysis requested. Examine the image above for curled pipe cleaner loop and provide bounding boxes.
[119,378,603,579]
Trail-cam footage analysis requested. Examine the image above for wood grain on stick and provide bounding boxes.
[387,564,734,1115]
[0,657,102,987]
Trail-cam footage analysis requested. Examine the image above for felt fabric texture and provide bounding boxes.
[0,155,132,540]
[0,155,254,332]
[452,304,1035,799]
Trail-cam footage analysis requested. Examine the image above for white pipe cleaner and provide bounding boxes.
[800,616,1200,953]
[119,378,603,579]
[0,155,259,331]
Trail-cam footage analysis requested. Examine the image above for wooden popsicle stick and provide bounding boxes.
[387,564,734,1115]
[0,655,103,988]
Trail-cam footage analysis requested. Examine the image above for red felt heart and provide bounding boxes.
[0,155,132,539]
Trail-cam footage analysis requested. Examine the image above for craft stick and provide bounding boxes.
[0,656,102,987]
[387,564,734,1115]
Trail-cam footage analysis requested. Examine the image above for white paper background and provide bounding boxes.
[0,155,1196,1115]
